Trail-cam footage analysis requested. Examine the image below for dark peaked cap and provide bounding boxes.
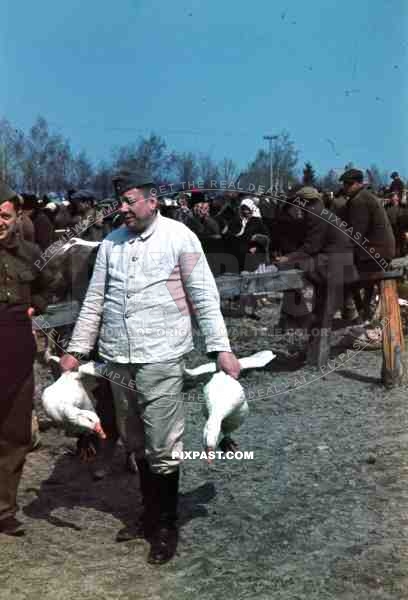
[70,189,97,202]
[0,180,18,204]
[339,168,364,184]
[112,170,156,195]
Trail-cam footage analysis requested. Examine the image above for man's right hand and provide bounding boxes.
[60,354,80,372]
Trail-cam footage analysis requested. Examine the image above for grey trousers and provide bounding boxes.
[108,358,185,475]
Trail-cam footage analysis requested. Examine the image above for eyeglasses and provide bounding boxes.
[120,193,145,206]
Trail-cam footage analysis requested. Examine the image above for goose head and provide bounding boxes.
[64,407,106,438]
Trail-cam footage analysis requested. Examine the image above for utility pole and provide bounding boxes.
[263,135,278,191]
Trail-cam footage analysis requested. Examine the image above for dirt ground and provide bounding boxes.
[3,301,408,600]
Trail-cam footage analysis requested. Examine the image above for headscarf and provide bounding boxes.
[236,198,261,236]
[240,197,261,218]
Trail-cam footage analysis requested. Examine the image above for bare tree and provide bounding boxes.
[302,162,317,186]
[72,150,94,189]
[243,149,269,189]
[0,118,25,187]
[93,161,113,198]
[113,133,173,183]
[18,116,78,194]
[218,157,238,183]
[197,153,219,187]
[171,151,199,184]
[243,131,298,192]
[366,164,387,191]
[319,169,339,191]
[272,131,298,191]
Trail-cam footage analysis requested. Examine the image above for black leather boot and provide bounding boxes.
[147,468,179,565]
[116,457,156,542]
[0,516,25,537]
[137,458,159,539]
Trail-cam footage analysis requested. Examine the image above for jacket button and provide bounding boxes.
[127,293,131,298]
[132,257,138,262]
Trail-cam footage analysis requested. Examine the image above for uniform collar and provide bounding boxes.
[0,230,19,250]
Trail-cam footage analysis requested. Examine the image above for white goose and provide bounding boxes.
[42,357,106,438]
[184,350,275,378]
[59,237,101,253]
[192,350,276,455]
[202,372,249,453]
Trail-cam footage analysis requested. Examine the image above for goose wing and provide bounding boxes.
[185,350,276,378]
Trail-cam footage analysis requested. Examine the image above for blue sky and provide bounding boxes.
[2,0,407,178]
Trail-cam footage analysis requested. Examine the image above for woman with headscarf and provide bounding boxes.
[233,198,268,271]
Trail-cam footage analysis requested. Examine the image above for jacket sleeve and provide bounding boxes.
[67,241,108,356]
[348,193,370,242]
[286,200,327,260]
[22,242,53,314]
[31,262,55,314]
[179,229,231,354]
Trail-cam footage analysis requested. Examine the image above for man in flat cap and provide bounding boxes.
[276,186,357,330]
[0,181,53,536]
[339,168,395,321]
[61,172,240,564]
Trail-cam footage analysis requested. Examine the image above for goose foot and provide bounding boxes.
[126,451,139,474]
[76,433,99,462]
[218,436,239,453]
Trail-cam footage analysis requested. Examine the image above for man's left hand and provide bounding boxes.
[217,351,241,379]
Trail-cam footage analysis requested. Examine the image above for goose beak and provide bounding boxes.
[93,422,106,439]
[206,447,215,464]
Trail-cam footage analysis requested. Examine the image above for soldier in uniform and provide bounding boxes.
[0,181,53,536]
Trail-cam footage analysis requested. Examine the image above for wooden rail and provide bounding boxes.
[32,267,406,386]
[32,270,306,330]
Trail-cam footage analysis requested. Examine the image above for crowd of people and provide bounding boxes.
[0,165,405,565]
[7,169,408,283]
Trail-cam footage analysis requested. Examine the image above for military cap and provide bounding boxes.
[21,193,39,210]
[190,190,206,205]
[339,169,364,184]
[112,170,155,195]
[0,180,18,205]
[70,189,97,202]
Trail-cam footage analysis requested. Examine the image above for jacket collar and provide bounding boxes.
[127,212,160,242]
[0,230,19,250]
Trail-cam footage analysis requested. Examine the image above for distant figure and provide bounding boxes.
[21,193,54,250]
[69,190,104,242]
[389,171,405,201]
[233,198,268,271]
[339,168,396,321]
[276,186,357,330]
[17,194,35,243]
[193,201,220,237]
[174,193,194,226]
